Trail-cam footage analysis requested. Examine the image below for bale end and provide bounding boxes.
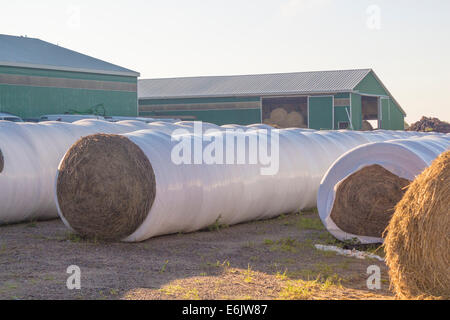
[56,134,156,241]
[330,164,410,238]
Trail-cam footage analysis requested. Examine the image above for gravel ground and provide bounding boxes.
[0,210,393,300]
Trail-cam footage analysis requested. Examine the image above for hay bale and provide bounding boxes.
[384,151,450,299]
[56,134,156,241]
[283,111,305,128]
[330,164,410,238]
[270,108,288,125]
[0,149,3,173]
[361,120,373,131]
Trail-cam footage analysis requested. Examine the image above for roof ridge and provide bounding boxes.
[140,69,372,81]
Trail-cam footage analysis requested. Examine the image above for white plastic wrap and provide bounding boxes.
[317,134,450,244]
[55,127,427,242]
[0,119,166,224]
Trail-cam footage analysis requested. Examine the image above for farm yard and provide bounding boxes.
[1,2,450,304]
[0,210,392,300]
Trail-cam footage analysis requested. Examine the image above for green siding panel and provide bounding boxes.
[308,96,333,130]
[334,106,352,129]
[140,108,261,125]
[0,84,137,118]
[354,71,388,96]
[334,92,350,99]
[351,93,362,130]
[389,100,405,130]
[380,98,390,129]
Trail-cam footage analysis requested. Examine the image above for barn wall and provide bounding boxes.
[139,96,261,125]
[0,66,138,119]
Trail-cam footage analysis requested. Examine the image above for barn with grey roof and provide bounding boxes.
[138,69,405,130]
[0,34,139,120]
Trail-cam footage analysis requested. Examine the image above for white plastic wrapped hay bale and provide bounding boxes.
[0,119,183,224]
[54,128,413,242]
[317,134,450,244]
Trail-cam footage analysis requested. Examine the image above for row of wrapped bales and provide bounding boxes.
[0,120,297,224]
[54,128,424,241]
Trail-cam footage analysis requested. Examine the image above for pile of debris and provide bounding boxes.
[407,116,450,133]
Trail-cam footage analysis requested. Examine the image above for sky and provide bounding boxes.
[1,0,449,123]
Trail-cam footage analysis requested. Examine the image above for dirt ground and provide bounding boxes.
[0,210,394,300]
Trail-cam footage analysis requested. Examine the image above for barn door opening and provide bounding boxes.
[361,95,380,130]
[261,97,308,128]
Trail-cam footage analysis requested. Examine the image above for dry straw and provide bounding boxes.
[384,151,450,299]
[330,164,410,238]
[57,134,156,241]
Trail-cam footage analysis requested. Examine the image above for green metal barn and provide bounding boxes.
[0,34,139,120]
[138,69,406,130]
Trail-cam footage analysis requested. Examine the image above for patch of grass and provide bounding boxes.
[278,280,316,300]
[159,260,169,274]
[66,233,83,243]
[160,284,184,296]
[160,284,200,299]
[266,237,308,253]
[0,243,7,254]
[109,289,119,296]
[276,270,288,281]
[25,221,37,228]
[278,272,343,300]
[296,217,324,231]
[184,288,200,300]
[243,264,254,283]
[207,215,229,232]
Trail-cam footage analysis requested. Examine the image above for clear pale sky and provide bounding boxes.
[1,0,449,123]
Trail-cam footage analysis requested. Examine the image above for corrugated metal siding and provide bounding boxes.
[139,69,372,99]
[0,65,138,118]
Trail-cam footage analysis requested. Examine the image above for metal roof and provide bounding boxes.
[0,34,139,77]
[138,69,372,99]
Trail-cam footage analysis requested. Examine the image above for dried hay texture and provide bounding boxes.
[269,108,288,124]
[361,120,374,131]
[57,134,156,241]
[284,111,305,128]
[267,108,306,128]
[330,164,410,238]
[384,151,450,299]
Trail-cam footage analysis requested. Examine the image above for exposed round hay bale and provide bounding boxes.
[330,164,410,238]
[0,149,3,173]
[270,108,288,125]
[56,134,156,241]
[361,120,373,131]
[385,151,450,299]
[283,111,305,128]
